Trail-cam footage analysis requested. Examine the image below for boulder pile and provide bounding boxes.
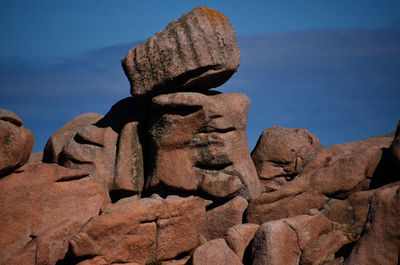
[1,6,399,265]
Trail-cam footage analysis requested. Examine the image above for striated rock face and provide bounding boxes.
[146,92,261,201]
[0,163,109,265]
[122,6,240,97]
[251,126,323,192]
[0,109,34,177]
[69,195,206,265]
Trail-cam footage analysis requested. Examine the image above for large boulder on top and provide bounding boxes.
[146,92,261,201]
[0,163,109,265]
[251,126,323,192]
[122,6,240,97]
[0,109,34,177]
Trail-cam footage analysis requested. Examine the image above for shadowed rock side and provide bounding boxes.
[389,120,400,172]
[0,109,34,177]
[146,92,261,201]
[122,6,240,97]
[42,97,149,197]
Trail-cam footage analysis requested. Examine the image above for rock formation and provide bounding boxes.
[1,5,399,265]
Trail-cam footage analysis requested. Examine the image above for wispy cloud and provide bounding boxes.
[1,29,399,152]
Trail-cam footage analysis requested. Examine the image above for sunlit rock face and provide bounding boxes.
[122,6,240,97]
[146,92,261,201]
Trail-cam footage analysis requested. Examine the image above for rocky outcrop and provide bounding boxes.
[251,126,323,192]
[1,6,399,265]
[247,135,393,224]
[0,109,34,177]
[146,92,261,201]
[122,6,240,97]
[0,163,109,265]
[69,195,206,265]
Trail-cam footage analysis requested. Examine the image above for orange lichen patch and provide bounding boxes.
[195,6,227,27]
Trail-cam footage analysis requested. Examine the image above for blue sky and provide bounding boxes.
[1,0,400,153]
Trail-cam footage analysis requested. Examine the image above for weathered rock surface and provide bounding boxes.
[43,112,103,163]
[251,213,352,265]
[192,238,243,265]
[0,109,34,177]
[251,220,301,265]
[321,189,375,239]
[345,183,400,265]
[0,163,109,265]
[251,126,323,192]
[58,122,118,188]
[69,196,206,265]
[146,92,261,201]
[112,121,144,193]
[247,136,392,224]
[224,223,260,261]
[122,6,240,97]
[204,196,248,240]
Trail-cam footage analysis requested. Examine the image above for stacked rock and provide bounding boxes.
[1,6,400,265]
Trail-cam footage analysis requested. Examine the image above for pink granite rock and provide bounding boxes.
[122,6,240,97]
[345,183,400,265]
[146,92,261,201]
[204,196,248,240]
[251,220,301,265]
[251,126,323,192]
[43,112,103,163]
[69,196,206,264]
[0,163,109,265]
[224,223,260,261]
[247,136,392,224]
